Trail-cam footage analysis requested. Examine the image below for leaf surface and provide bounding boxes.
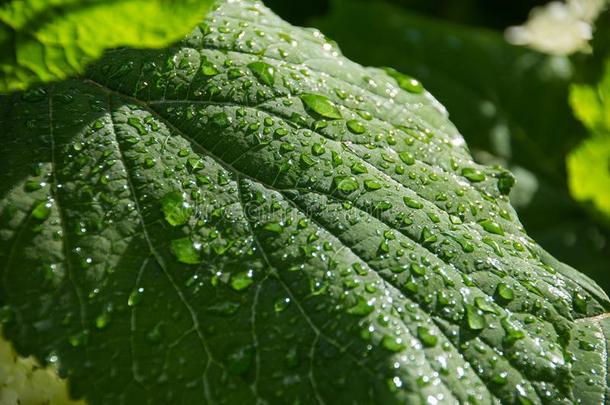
[1,1,609,404]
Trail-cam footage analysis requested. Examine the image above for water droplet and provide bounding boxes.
[364,179,382,191]
[248,61,275,86]
[417,326,438,347]
[461,167,486,182]
[32,200,51,221]
[346,119,366,134]
[351,162,368,174]
[274,297,290,313]
[465,304,485,330]
[347,295,374,316]
[227,68,244,79]
[333,176,359,193]
[69,330,89,347]
[170,237,201,264]
[501,317,525,344]
[381,335,405,352]
[311,143,326,156]
[127,117,147,135]
[161,191,191,227]
[231,271,253,291]
[299,153,316,168]
[410,263,426,276]
[579,339,595,351]
[95,312,110,329]
[403,196,423,209]
[24,180,43,192]
[263,222,283,234]
[474,297,498,314]
[201,60,219,76]
[128,287,144,306]
[300,93,342,119]
[491,371,508,385]
[573,291,588,313]
[398,151,415,165]
[496,283,514,301]
[384,67,424,94]
[210,112,231,128]
[478,219,504,236]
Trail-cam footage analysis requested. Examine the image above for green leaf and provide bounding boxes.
[1,1,610,404]
[0,0,213,93]
[567,59,610,222]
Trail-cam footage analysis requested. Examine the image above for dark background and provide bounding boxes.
[265,0,550,29]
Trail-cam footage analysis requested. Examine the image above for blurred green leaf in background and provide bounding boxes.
[568,58,610,224]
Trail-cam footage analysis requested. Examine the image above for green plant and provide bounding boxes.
[0,0,212,92]
[1,0,609,404]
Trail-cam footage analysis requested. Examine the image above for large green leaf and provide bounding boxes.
[0,0,213,93]
[314,0,610,292]
[1,0,610,403]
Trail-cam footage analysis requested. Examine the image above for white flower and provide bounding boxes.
[505,0,607,55]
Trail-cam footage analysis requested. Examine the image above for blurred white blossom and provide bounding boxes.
[506,0,607,55]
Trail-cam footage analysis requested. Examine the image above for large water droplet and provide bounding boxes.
[248,61,275,86]
[300,93,342,119]
[346,119,366,134]
[170,237,201,264]
[417,326,438,347]
[161,191,191,227]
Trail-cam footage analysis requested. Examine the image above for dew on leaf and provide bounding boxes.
[478,219,504,236]
[333,176,359,193]
[247,61,275,86]
[128,288,145,307]
[300,93,342,119]
[381,335,406,352]
[384,67,424,94]
[170,237,201,264]
[496,283,514,301]
[299,153,316,168]
[398,151,415,165]
[464,304,485,330]
[364,179,382,191]
[351,162,368,174]
[161,191,191,227]
[32,201,51,221]
[263,221,283,234]
[95,312,110,330]
[346,119,366,134]
[347,295,375,316]
[403,196,423,209]
[231,271,254,291]
[274,297,290,313]
[461,167,486,182]
[417,326,438,347]
[501,317,525,344]
[127,117,147,135]
[474,297,498,314]
[311,143,325,156]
